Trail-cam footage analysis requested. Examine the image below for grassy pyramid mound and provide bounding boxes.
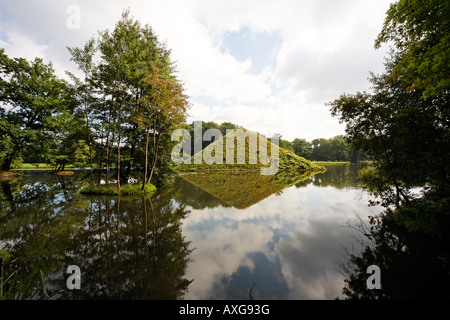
[176,128,325,173]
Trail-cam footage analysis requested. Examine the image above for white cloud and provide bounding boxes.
[0,32,48,62]
[0,0,394,141]
[180,182,381,299]
[183,221,274,299]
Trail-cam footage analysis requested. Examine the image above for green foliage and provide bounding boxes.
[329,5,450,298]
[1,239,54,300]
[71,140,92,168]
[329,69,449,211]
[310,136,353,162]
[358,165,389,193]
[10,155,23,169]
[80,183,156,196]
[290,135,365,162]
[330,0,450,241]
[292,138,312,159]
[66,10,189,188]
[394,198,450,238]
[268,133,294,152]
[0,250,12,263]
[375,0,450,97]
[185,120,238,155]
[0,173,192,299]
[0,49,75,172]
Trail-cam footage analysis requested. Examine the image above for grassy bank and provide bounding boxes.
[312,161,374,165]
[0,171,22,181]
[312,161,350,165]
[10,163,79,170]
[80,183,156,196]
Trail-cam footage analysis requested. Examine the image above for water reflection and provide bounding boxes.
[339,213,450,299]
[5,164,431,300]
[309,162,363,189]
[0,171,192,299]
[177,165,381,299]
[178,170,316,209]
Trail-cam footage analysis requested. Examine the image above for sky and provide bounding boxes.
[0,0,394,141]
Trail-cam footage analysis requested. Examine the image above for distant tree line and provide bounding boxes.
[287,136,367,162]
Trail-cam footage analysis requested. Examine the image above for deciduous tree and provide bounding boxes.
[0,49,75,171]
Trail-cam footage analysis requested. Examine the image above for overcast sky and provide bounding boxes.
[0,0,394,141]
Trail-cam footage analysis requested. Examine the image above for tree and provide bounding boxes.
[66,38,98,184]
[43,108,84,171]
[329,136,349,162]
[97,16,133,190]
[311,138,331,161]
[218,122,238,136]
[375,0,450,98]
[185,121,238,156]
[330,58,449,207]
[336,2,450,294]
[329,0,450,237]
[0,49,75,171]
[267,133,293,152]
[292,138,312,159]
[136,65,189,189]
[68,10,189,189]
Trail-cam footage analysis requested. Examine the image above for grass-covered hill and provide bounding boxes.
[176,128,325,173]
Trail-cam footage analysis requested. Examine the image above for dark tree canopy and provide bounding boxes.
[375,0,450,97]
[331,0,450,299]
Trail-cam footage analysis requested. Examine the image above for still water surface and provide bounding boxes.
[0,163,381,299]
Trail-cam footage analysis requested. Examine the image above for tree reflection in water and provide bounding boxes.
[5,167,448,300]
[0,171,193,299]
[339,212,450,299]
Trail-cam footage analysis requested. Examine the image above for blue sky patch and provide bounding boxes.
[221,27,283,75]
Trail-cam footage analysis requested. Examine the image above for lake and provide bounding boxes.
[0,163,383,299]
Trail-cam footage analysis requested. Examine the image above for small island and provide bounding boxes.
[80,183,156,196]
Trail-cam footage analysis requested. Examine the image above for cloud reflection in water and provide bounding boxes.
[180,178,382,299]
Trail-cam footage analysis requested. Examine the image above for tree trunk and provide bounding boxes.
[126,124,138,181]
[105,135,110,185]
[117,103,122,190]
[146,127,163,186]
[117,134,121,190]
[142,129,150,190]
[85,108,94,185]
[1,151,15,172]
[147,158,157,185]
[87,129,94,185]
